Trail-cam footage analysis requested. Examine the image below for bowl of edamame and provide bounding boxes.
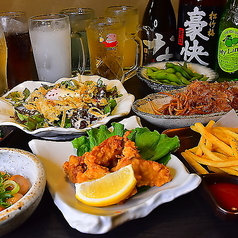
[137,61,218,92]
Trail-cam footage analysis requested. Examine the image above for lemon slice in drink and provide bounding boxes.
[75,164,137,207]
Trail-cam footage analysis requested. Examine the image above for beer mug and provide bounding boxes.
[0,24,7,95]
[105,6,153,78]
[60,8,95,75]
[86,17,142,83]
[29,14,71,83]
[0,11,33,89]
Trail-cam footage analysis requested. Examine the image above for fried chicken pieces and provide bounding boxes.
[63,133,172,201]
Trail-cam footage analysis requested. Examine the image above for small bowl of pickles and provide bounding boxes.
[137,61,218,92]
[0,148,46,236]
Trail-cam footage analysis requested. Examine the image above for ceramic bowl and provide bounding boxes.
[132,92,231,129]
[137,61,218,92]
[0,148,46,236]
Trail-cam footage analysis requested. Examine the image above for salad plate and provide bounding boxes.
[28,116,201,234]
[0,75,134,139]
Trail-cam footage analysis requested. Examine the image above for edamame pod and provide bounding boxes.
[157,79,171,84]
[153,71,183,85]
[145,66,159,72]
[165,68,176,74]
[190,74,204,81]
[181,63,195,78]
[169,81,181,86]
[165,62,190,79]
[165,73,183,85]
[146,68,154,75]
[175,72,191,85]
[199,76,209,81]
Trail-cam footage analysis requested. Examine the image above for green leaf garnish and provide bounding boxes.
[72,123,180,164]
[15,111,45,131]
[72,123,127,156]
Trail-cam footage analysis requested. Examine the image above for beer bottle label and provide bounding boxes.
[218,27,238,73]
[176,5,223,67]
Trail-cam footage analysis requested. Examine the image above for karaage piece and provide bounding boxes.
[111,139,172,187]
[63,135,125,183]
[63,135,172,189]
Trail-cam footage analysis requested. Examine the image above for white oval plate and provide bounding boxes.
[0,75,135,139]
[28,116,201,234]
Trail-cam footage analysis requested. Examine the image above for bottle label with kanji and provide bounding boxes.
[175,5,223,68]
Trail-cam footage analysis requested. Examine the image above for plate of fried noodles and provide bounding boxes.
[132,81,238,129]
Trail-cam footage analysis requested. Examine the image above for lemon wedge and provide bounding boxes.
[75,164,137,207]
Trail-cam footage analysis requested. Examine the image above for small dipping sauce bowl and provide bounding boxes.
[201,173,238,220]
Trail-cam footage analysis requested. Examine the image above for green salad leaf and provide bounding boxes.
[72,123,127,156]
[72,123,180,164]
[15,111,45,131]
[103,99,117,114]
[127,127,180,164]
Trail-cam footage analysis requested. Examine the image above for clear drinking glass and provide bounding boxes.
[105,6,141,68]
[86,16,144,82]
[29,14,71,83]
[0,24,7,95]
[0,11,32,89]
[105,6,153,79]
[60,8,95,75]
[86,17,125,81]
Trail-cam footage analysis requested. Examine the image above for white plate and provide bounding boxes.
[132,91,236,129]
[0,75,134,139]
[28,116,201,234]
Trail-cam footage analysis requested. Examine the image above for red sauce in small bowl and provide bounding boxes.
[208,182,238,212]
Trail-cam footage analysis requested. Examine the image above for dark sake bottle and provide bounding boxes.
[175,0,226,68]
[142,0,176,63]
[216,0,238,80]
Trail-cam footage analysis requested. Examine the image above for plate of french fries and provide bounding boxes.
[163,110,238,220]
[182,121,238,176]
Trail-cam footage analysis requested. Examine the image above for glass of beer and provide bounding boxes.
[0,11,33,89]
[0,25,7,96]
[60,8,95,75]
[86,17,143,82]
[105,6,140,68]
[29,14,71,83]
[105,5,153,79]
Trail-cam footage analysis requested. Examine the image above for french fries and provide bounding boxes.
[181,121,238,176]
